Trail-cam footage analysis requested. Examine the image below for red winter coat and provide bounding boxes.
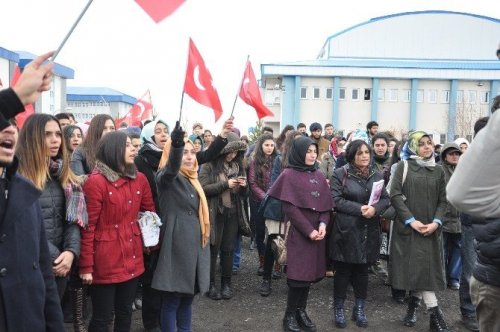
[80,165,155,284]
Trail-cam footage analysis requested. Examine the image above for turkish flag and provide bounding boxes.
[183,38,223,122]
[11,66,35,129]
[115,91,153,127]
[239,60,273,119]
[135,0,185,23]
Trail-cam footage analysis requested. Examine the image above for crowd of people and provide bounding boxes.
[1,52,500,332]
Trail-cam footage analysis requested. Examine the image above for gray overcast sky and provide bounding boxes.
[1,0,496,133]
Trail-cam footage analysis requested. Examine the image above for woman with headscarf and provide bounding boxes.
[268,136,333,332]
[320,136,342,181]
[199,133,248,300]
[329,140,390,329]
[152,122,211,331]
[389,131,449,332]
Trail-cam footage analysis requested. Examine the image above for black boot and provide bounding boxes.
[334,298,347,328]
[391,287,406,304]
[283,312,301,332]
[71,287,88,332]
[403,296,420,327]
[296,309,316,332]
[207,282,221,300]
[221,278,233,300]
[351,298,368,328]
[259,279,272,297]
[429,306,449,332]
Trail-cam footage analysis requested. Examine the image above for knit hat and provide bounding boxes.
[309,122,322,132]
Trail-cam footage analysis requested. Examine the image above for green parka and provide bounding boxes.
[388,159,447,291]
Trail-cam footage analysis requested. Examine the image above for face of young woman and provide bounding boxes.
[69,129,83,152]
[124,137,138,165]
[193,140,202,152]
[373,138,388,157]
[45,120,62,158]
[388,141,396,154]
[154,123,169,149]
[304,145,317,166]
[182,143,197,169]
[102,119,116,137]
[262,139,275,156]
[417,137,434,159]
[354,144,371,168]
[225,151,237,163]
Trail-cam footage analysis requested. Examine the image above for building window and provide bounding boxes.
[401,89,411,102]
[468,91,477,104]
[339,88,346,100]
[378,89,385,101]
[456,90,464,103]
[480,91,490,104]
[428,89,437,103]
[352,88,360,101]
[442,90,450,103]
[326,88,333,100]
[440,134,446,144]
[300,87,307,99]
[313,87,320,99]
[364,89,371,101]
[416,89,424,103]
[387,89,398,102]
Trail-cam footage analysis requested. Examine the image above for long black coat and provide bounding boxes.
[329,165,390,264]
[0,162,64,331]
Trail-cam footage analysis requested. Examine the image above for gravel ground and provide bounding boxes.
[65,237,470,331]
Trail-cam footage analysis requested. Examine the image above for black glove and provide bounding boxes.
[170,121,185,148]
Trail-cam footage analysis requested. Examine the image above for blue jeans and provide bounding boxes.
[233,235,241,271]
[460,225,478,317]
[160,292,194,332]
[443,232,462,284]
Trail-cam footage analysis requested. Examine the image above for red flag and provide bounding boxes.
[239,60,273,119]
[115,91,153,127]
[11,66,35,129]
[183,39,223,122]
[135,0,185,23]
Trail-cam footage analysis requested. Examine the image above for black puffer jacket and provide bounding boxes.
[39,178,80,261]
[472,217,500,287]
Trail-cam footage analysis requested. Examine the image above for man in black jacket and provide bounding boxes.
[0,51,64,331]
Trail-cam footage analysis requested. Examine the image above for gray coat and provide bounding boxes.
[441,161,461,234]
[389,160,447,291]
[151,146,210,295]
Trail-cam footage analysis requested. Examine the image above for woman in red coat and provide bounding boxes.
[80,131,155,331]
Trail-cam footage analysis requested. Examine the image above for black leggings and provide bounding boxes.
[263,234,279,279]
[333,261,369,300]
[210,208,238,282]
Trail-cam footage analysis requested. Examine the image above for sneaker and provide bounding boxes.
[448,282,460,290]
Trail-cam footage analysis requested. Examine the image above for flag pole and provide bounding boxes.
[52,0,94,61]
[178,91,185,123]
[230,55,250,118]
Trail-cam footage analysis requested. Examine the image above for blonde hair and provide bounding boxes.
[17,114,80,190]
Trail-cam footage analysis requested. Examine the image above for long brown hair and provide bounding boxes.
[80,114,115,171]
[251,133,276,189]
[16,114,80,190]
[281,130,301,170]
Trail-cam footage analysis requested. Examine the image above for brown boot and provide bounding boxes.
[71,287,88,332]
[257,255,265,276]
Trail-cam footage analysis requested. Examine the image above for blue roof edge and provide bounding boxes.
[0,47,19,62]
[16,51,74,79]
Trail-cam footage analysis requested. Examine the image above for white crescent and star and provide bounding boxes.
[193,65,206,91]
[137,102,145,117]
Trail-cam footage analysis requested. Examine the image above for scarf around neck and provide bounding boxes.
[49,157,88,228]
[350,163,370,179]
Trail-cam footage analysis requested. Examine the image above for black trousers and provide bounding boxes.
[88,277,138,332]
[286,282,310,313]
[263,233,279,279]
[333,261,369,300]
[210,208,239,282]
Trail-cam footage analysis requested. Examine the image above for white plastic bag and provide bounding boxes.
[137,211,162,247]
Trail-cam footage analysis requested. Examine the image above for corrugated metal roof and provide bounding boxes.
[263,58,500,70]
[17,51,74,79]
[67,86,136,105]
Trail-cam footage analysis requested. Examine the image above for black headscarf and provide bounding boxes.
[287,136,319,172]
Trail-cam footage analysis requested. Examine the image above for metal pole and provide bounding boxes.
[230,55,250,117]
[52,0,94,61]
[178,91,185,123]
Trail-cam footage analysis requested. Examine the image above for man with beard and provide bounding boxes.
[0,51,65,331]
[309,122,330,161]
[366,121,379,143]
